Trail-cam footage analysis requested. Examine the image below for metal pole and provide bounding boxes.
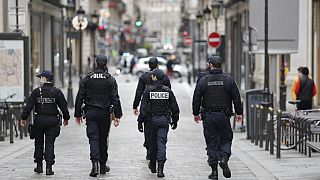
[261,0,270,144]
[270,108,274,155]
[206,20,209,59]
[79,24,83,76]
[15,0,19,31]
[215,18,217,32]
[9,112,13,143]
[279,55,286,111]
[67,19,74,108]
[276,110,281,158]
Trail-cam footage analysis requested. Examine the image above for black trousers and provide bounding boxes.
[85,109,111,165]
[297,100,312,110]
[33,115,60,166]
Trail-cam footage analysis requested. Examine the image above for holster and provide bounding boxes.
[223,108,234,118]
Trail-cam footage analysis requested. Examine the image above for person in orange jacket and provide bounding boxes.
[291,67,317,110]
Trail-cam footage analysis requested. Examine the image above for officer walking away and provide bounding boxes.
[192,56,243,179]
[292,67,317,110]
[137,69,179,178]
[20,70,70,175]
[133,57,171,160]
[74,55,123,177]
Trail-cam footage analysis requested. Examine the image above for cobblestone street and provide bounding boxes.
[0,75,319,179]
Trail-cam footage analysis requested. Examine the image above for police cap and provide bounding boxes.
[96,55,108,65]
[149,57,159,69]
[152,69,164,80]
[36,70,54,80]
[207,55,223,64]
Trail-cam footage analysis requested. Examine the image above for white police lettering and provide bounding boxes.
[36,97,55,103]
[90,73,106,79]
[208,81,223,86]
[150,92,169,99]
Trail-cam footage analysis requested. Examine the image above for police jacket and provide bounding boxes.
[138,80,179,123]
[74,67,123,118]
[133,70,171,109]
[192,69,243,116]
[292,75,316,101]
[21,83,70,120]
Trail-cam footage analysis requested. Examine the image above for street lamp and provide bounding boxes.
[72,6,88,76]
[65,1,75,108]
[90,11,99,68]
[203,6,211,39]
[211,1,222,31]
[196,12,203,41]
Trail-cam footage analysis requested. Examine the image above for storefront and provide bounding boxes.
[29,0,64,88]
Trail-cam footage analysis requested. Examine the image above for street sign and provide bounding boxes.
[208,32,221,48]
[184,37,192,45]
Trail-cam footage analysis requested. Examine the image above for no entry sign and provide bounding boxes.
[208,32,221,48]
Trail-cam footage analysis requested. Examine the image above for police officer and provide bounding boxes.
[192,56,243,179]
[138,69,179,178]
[20,70,70,175]
[133,57,171,160]
[74,55,123,177]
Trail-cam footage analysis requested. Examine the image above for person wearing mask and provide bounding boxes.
[20,71,70,175]
[74,55,123,177]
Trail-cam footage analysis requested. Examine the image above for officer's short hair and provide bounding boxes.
[96,55,108,67]
[149,57,159,70]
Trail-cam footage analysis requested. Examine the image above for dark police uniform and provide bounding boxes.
[138,69,179,178]
[21,71,70,175]
[192,56,242,179]
[74,57,122,176]
[133,57,171,159]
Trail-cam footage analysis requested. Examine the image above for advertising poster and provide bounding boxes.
[0,40,24,102]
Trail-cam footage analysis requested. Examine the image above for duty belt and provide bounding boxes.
[203,108,225,113]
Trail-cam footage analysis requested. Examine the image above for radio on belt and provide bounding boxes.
[150,92,169,99]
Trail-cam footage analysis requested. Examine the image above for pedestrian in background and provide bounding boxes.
[133,57,171,160]
[20,70,70,175]
[292,66,317,110]
[138,69,179,178]
[74,55,123,177]
[192,55,243,180]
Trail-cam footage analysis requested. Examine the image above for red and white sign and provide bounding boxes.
[208,32,221,48]
[184,37,192,45]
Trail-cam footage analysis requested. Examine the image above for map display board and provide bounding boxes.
[0,40,24,102]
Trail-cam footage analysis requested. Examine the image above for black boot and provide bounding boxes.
[89,161,99,177]
[148,161,157,173]
[219,157,231,178]
[208,165,218,179]
[100,164,110,174]
[157,161,165,178]
[34,162,43,174]
[46,165,54,175]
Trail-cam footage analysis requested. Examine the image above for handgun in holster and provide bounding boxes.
[223,108,234,118]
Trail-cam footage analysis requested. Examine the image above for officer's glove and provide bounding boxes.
[138,122,144,133]
[171,122,177,130]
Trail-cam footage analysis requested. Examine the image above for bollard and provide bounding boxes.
[270,107,274,155]
[259,105,264,148]
[255,104,260,146]
[276,109,282,158]
[265,107,271,151]
[250,105,255,143]
[9,111,14,143]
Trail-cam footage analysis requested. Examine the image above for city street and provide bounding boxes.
[0,75,319,180]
